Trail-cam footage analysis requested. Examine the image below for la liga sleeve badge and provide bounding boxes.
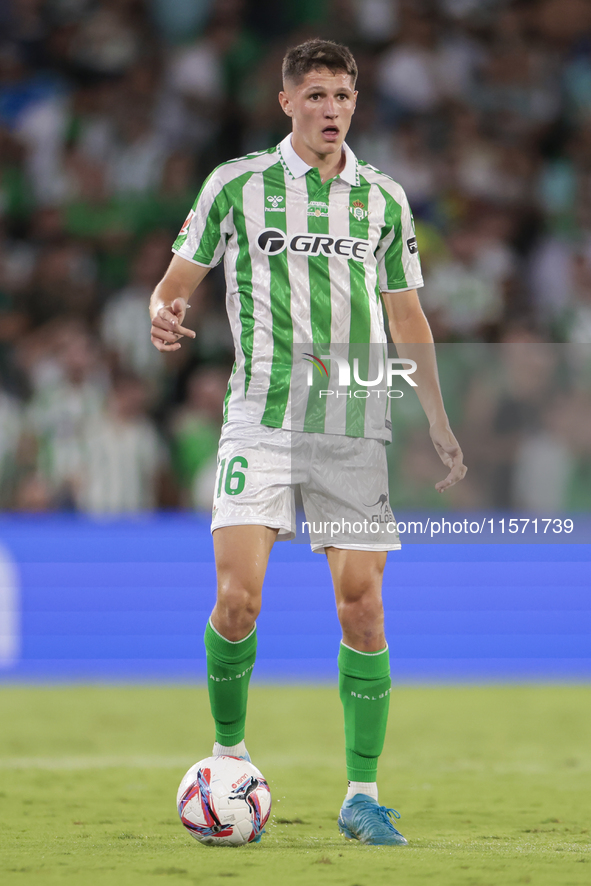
[179,209,195,236]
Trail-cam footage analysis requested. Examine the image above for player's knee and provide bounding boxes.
[215,584,261,633]
[337,590,383,634]
[337,568,382,608]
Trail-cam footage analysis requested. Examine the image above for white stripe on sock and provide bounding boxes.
[340,641,388,656]
[346,780,378,802]
[213,740,247,758]
[208,620,256,644]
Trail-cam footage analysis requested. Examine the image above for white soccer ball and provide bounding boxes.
[177,756,272,846]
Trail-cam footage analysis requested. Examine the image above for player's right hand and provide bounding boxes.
[150,297,196,352]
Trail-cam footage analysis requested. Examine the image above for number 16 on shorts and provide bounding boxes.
[216,456,248,497]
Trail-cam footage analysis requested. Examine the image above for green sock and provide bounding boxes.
[204,620,257,745]
[338,642,391,783]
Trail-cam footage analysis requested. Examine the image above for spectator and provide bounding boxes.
[557,248,591,343]
[148,0,214,46]
[129,151,198,238]
[77,372,168,514]
[66,0,145,79]
[25,322,107,506]
[21,238,96,327]
[169,365,228,508]
[459,332,561,508]
[0,382,22,507]
[107,102,167,196]
[421,226,507,340]
[101,230,174,383]
[376,13,444,119]
[512,395,577,512]
[13,472,53,512]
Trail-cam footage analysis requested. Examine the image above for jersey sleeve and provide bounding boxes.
[376,186,424,293]
[172,168,233,268]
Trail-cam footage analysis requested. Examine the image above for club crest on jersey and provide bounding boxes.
[349,200,368,221]
[307,201,329,218]
[266,195,285,212]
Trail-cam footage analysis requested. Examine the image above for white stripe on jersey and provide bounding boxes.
[284,172,313,430]
[224,211,246,425]
[325,180,352,436]
[242,172,274,424]
[364,183,389,439]
[360,166,423,292]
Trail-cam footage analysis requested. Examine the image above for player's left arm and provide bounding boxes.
[381,289,467,492]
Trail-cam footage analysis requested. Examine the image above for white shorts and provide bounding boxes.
[211,421,401,552]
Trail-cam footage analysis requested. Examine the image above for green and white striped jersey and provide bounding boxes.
[172,134,423,440]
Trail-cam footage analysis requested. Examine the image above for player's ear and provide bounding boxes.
[278,91,293,117]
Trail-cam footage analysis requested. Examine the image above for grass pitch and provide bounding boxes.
[0,685,590,886]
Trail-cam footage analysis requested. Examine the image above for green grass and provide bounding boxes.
[0,685,590,886]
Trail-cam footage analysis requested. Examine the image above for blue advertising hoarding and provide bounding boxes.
[0,514,590,681]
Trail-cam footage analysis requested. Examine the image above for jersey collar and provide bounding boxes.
[278,134,359,187]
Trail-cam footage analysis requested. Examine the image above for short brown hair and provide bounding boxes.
[282,39,358,87]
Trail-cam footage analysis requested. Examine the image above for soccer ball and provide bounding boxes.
[176,756,272,846]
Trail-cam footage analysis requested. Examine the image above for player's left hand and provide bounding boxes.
[429,422,467,492]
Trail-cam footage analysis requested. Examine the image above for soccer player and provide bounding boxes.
[150,39,466,846]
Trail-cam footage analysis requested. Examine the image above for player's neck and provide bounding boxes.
[290,132,346,184]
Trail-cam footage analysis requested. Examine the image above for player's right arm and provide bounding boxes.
[149,255,210,352]
[151,163,232,353]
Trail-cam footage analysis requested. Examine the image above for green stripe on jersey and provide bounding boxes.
[227,173,255,396]
[377,185,406,290]
[302,170,333,434]
[306,171,332,345]
[223,363,237,423]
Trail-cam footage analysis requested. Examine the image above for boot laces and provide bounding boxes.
[357,803,402,833]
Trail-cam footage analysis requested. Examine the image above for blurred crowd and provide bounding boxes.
[1,0,591,513]
[388,342,591,512]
